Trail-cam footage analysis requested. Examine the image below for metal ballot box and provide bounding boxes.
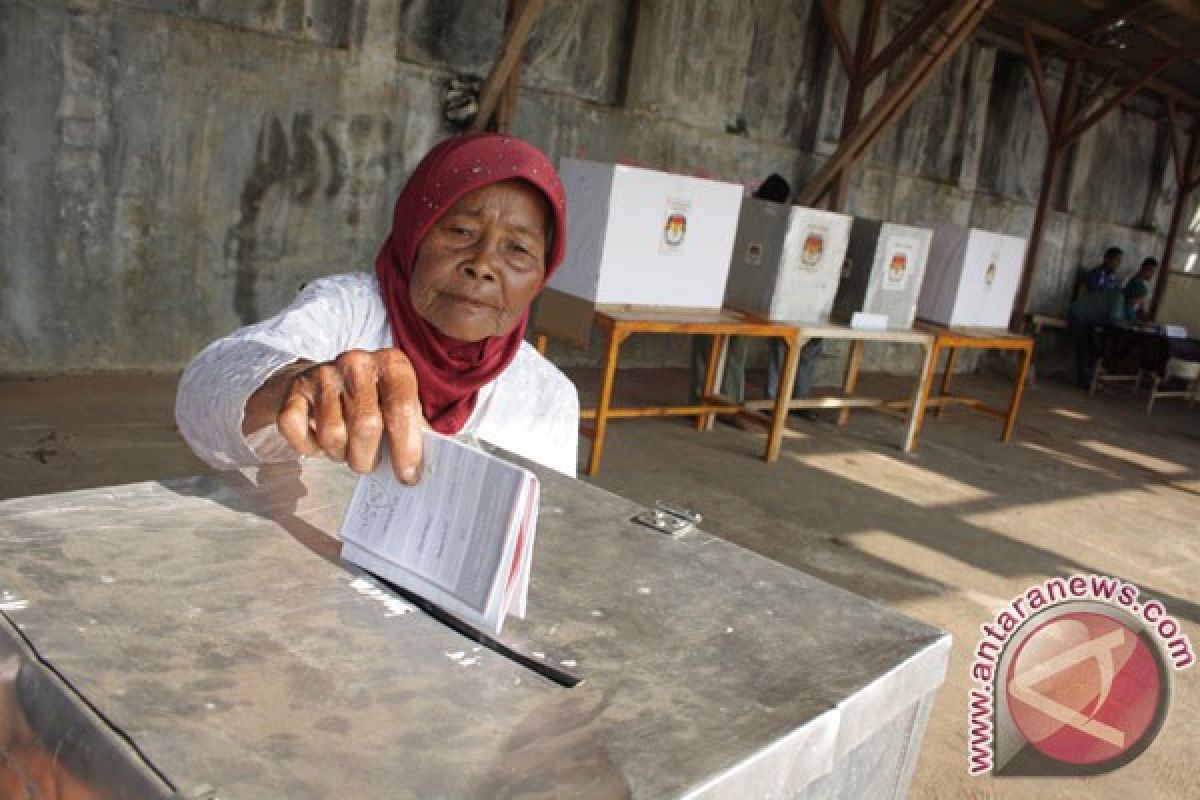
[917,224,1028,328]
[724,200,853,323]
[833,219,933,329]
[0,460,950,799]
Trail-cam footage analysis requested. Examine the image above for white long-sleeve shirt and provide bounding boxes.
[176,273,580,477]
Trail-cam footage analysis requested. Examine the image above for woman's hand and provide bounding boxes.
[244,349,426,484]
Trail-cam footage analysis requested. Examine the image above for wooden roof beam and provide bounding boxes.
[1074,0,1155,41]
[819,0,856,74]
[990,7,1200,109]
[1155,0,1200,29]
[470,0,544,133]
[1062,54,1175,144]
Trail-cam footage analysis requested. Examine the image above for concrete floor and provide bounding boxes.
[1,368,1198,799]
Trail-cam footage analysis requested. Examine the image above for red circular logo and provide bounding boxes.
[1005,611,1163,766]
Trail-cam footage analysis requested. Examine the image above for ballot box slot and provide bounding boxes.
[1,612,178,799]
[366,573,583,689]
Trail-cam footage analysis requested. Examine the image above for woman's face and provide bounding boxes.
[410,180,550,342]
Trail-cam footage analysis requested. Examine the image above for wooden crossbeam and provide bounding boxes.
[1154,0,1200,29]
[991,7,1200,109]
[800,0,995,208]
[1023,28,1055,133]
[1165,99,1188,185]
[819,0,856,73]
[1062,55,1175,144]
[470,0,544,133]
[1074,0,1155,41]
[864,0,956,82]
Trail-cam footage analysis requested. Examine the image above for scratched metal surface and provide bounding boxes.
[0,459,949,799]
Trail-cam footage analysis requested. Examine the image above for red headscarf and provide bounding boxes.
[375,133,567,434]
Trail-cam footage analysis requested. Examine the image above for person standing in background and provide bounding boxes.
[689,174,792,409]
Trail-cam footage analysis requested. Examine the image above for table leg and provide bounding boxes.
[587,325,626,476]
[837,340,865,427]
[913,341,942,443]
[698,333,727,432]
[904,340,936,453]
[766,333,801,463]
[1002,345,1033,442]
[934,347,959,418]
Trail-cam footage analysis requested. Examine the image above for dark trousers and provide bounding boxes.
[767,338,823,399]
[1070,315,1101,389]
[690,336,748,403]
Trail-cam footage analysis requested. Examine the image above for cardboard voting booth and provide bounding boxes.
[833,219,933,329]
[538,159,744,347]
[724,199,853,322]
[917,224,1028,328]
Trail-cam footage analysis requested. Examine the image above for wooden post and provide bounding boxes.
[470,0,543,133]
[800,0,996,208]
[1012,32,1171,328]
[494,0,526,133]
[1151,105,1200,318]
[829,0,883,211]
[1010,53,1081,330]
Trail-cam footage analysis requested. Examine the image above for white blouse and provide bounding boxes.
[176,273,580,477]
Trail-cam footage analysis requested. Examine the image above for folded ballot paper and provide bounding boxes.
[339,432,539,634]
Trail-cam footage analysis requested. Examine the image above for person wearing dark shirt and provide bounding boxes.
[1068,267,1154,389]
[1123,258,1157,322]
[1085,247,1123,294]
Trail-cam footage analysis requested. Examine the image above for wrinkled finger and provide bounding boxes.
[277,377,321,456]
[312,365,349,461]
[340,354,385,474]
[378,350,423,485]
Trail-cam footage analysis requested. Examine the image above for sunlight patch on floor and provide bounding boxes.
[1077,439,1190,477]
[1049,407,1093,422]
[790,450,992,508]
[1019,441,1118,476]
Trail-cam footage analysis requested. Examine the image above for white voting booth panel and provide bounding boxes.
[834,219,932,329]
[917,224,1028,328]
[546,159,743,308]
[724,199,853,322]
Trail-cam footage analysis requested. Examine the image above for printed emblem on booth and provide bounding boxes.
[882,239,917,292]
[985,261,998,287]
[801,230,825,271]
[661,197,691,254]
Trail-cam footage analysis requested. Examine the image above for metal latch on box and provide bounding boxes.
[633,501,702,537]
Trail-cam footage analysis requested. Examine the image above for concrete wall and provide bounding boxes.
[1,0,1194,372]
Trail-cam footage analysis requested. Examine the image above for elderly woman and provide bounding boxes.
[176,133,579,481]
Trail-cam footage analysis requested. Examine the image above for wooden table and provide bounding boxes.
[911,320,1036,444]
[734,322,936,453]
[535,308,801,476]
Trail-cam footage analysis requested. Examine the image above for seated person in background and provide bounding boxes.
[1123,257,1157,322]
[1085,247,1123,294]
[1067,278,1147,389]
[177,133,579,481]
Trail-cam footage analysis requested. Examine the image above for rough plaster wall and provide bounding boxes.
[1,0,1192,372]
